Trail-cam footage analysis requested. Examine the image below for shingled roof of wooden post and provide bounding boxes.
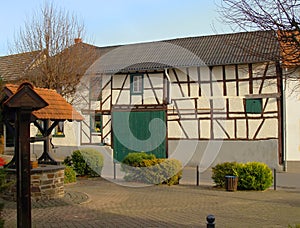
[4,83,83,121]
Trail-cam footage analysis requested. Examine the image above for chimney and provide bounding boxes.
[74,38,82,44]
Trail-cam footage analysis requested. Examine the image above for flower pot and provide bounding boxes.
[31,161,38,169]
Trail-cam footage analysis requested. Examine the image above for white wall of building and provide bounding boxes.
[285,70,300,161]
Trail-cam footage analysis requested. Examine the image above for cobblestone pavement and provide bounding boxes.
[2,177,300,228]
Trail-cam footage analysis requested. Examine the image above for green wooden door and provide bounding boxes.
[112,110,166,162]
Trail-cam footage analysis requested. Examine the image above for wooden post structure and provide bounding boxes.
[4,82,48,228]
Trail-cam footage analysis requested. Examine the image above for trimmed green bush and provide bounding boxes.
[237,162,273,191]
[64,166,76,184]
[212,161,273,191]
[121,152,182,185]
[288,224,300,228]
[212,162,239,188]
[122,152,156,168]
[64,148,104,177]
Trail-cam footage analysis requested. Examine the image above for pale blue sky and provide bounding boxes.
[0,0,232,56]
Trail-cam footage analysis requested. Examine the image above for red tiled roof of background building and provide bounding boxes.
[277,30,300,67]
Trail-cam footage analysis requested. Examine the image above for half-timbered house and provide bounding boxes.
[75,30,285,169]
[2,30,299,170]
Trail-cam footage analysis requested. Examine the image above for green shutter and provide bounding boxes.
[246,98,262,114]
[113,111,166,162]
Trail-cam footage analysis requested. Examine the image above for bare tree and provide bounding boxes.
[10,1,99,101]
[218,0,300,66]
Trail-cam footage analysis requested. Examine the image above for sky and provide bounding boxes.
[0,0,233,56]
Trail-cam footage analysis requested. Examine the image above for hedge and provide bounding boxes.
[212,161,273,191]
[64,148,104,177]
[121,152,182,185]
[64,166,76,184]
[211,162,239,188]
[237,162,273,190]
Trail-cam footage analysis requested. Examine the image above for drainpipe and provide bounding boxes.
[164,69,172,104]
[282,71,287,172]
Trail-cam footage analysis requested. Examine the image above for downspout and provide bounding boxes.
[282,70,287,172]
[164,69,172,104]
[278,61,287,172]
[164,69,171,159]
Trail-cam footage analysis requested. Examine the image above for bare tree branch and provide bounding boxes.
[218,0,300,85]
[10,1,98,102]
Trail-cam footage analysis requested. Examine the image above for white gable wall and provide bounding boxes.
[285,68,300,161]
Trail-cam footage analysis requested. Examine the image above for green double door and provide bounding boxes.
[112,110,167,162]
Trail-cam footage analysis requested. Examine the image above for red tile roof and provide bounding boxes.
[278,30,300,67]
[4,84,83,121]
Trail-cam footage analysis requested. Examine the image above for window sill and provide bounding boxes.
[52,134,65,138]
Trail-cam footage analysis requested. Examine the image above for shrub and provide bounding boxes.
[288,225,300,228]
[64,166,76,184]
[63,156,72,166]
[212,162,239,188]
[0,202,4,228]
[64,148,104,177]
[0,169,11,192]
[0,218,3,228]
[158,159,182,185]
[0,169,6,191]
[237,162,273,191]
[122,152,156,169]
[212,161,273,191]
[122,153,182,185]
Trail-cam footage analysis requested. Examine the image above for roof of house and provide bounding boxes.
[0,51,43,82]
[278,30,300,67]
[4,83,83,121]
[0,30,284,78]
[88,30,280,74]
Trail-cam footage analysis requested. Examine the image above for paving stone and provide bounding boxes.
[1,177,300,227]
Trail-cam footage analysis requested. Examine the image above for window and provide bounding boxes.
[91,113,102,133]
[130,74,144,95]
[53,121,65,137]
[245,98,262,114]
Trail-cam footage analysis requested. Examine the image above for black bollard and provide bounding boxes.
[274,168,276,190]
[196,165,200,186]
[206,214,215,228]
[114,162,117,179]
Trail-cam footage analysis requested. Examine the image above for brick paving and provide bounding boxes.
[2,177,300,228]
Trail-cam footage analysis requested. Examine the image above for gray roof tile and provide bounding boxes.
[90,30,280,74]
[0,51,42,81]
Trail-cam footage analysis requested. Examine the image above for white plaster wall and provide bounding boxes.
[30,121,81,147]
[285,72,300,161]
[168,139,280,170]
[167,65,279,140]
[112,73,165,105]
[51,121,80,146]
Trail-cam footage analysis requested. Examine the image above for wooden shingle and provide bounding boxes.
[4,84,83,121]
